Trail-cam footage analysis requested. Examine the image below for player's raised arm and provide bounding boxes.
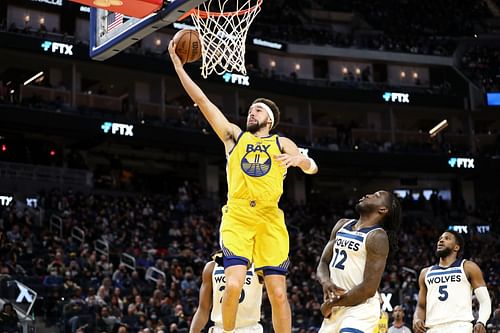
[168,40,241,148]
[413,267,428,333]
[276,137,318,174]
[189,261,215,333]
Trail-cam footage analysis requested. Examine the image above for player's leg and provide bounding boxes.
[220,204,256,332]
[263,274,291,333]
[222,264,248,331]
[255,206,290,333]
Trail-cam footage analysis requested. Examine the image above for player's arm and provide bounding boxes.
[168,41,241,148]
[317,219,350,316]
[189,261,215,333]
[465,261,491,333]
[275,137,318,174]
[413,268,428,333]
[325,229,388,308]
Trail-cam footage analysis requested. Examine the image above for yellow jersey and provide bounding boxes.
[226,132,286,202]
[373,311,389,333]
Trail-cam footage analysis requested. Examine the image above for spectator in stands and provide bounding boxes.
[109,294,123,318]
[170,304,188,331]
[134,295,147,314]
[0,81,8,103]
[66,298,87,333]
[6,225,22,243]
[388,305,411,333]
[96,306,120,333]
[112,264,129,290]
[43,267,64,287]
[121,304,140,332]
[0,303,20,333]
[117,325,128,333]
[180,270,198,293]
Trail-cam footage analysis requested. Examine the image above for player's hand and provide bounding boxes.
[413,319,427,333]
[274,153,305,168]
[473,322,486,333]
[320,300,333,318]
[321,280,346,301]
[168,40,183,68]
[320,293,343,318]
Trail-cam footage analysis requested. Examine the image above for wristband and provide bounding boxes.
[304,157,318,174]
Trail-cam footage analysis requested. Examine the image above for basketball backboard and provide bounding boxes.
[89,0,205,61]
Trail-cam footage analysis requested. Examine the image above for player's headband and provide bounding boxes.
[251,102,274,128]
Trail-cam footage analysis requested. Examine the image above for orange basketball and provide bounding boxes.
[173,29,202,64]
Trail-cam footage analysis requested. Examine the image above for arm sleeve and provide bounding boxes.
[474,286,492,325]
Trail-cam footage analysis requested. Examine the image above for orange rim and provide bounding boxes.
[179,0,262,20]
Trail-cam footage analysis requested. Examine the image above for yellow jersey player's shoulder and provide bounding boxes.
[276,136,300,152]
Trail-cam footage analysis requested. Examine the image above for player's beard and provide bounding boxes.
[247,119,267,133]
[436,247,453,258]
[355,202,374,215]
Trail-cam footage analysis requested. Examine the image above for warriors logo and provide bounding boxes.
[241,143,272,177]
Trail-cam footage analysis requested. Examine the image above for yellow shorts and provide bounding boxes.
[220,198,289,273]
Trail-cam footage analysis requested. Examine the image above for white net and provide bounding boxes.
[191,0,262,78]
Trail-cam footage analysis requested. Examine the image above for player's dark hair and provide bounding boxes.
[445,229,465,255]
[381,192,402,262]
[252,98,280,129]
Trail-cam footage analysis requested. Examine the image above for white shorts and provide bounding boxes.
[427,321,473,333]
[209,324,263,333]
[319,297,379,333]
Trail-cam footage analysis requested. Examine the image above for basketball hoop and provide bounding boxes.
[186,0,262,78]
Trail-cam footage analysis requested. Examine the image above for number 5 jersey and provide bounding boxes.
[424,259,473,327]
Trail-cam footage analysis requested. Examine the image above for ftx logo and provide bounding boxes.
[448,157,475,169]
[0,195,13,206]
[222,72,250,86]
[449,225,468,234]
[382,92,410,103]
[41,41,74,56]
[101,122,134,137]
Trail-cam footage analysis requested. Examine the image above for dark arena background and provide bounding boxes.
[0,0,499,332]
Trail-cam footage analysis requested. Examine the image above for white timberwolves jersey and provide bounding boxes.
[329,220,382,299]
[211,264,263,328]
[424,259,473,327]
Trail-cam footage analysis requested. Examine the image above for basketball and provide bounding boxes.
[173,29,202,64]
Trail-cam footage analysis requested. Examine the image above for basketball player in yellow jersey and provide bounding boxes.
[169,41,318,333]
[373,310,389,333]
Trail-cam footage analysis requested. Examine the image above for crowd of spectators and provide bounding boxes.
[0,184,499,333]
[1,0,493,58]
[251,0,492,56]
[311,125,477,156]
[3,91,498,170]
[334,0,490,37]
[461,45,500,92]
